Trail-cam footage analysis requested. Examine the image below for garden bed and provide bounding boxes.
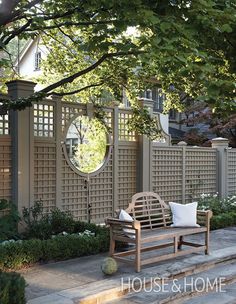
[0,230,109,271]
[0,200,109,271]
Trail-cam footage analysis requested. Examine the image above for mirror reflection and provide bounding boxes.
[65,116,108,174]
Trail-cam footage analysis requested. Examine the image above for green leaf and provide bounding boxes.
[221,24,232,33]
[160,22,171,33]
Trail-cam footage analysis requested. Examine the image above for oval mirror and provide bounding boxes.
[65,116,108,174]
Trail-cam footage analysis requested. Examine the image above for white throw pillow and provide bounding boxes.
[169,202,200,227]
[119,209,135,238]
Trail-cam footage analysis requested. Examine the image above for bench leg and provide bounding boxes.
[178,236,183,250]
[109,229,115,256]
[205,230,210,255]
[174,237,178,253]
[135,230,141,272]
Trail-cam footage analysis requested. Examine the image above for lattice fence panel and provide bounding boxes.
[118,145,137,209]
[61,153,87,221]
[227,149,236,195]
[34,103,54,137]
[34,144,56,212]
[104,109,113,130]
[0,113,10,135]
[152,147,182,203]
[0,139,12,201]
[185,149,217,202]
[61,104,86,133]
[90,153,113,222]
[118,111,136,141]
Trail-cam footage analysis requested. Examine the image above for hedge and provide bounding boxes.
[0,271,26,304]
[211,212,236,230]
[0,231,109,271]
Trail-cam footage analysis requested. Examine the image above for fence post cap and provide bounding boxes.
[177,141,187,146]
[211,137,229,147]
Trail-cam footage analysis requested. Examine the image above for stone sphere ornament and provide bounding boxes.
[101,257,118,275]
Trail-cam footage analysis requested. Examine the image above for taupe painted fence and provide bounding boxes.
[152,144,218,204]
[224,149,236,196]
[0,80,235,223]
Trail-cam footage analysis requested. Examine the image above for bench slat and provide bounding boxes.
[141,227,207,243]
[141,246,206,266]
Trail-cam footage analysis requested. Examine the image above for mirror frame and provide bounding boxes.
[62,114,112,177]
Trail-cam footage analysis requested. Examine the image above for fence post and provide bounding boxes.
[211,137,229,198]
[54,95,62,210]
[113,106,119,215]
[137,99,153,192]
[177,141,187,204]
[7,80,36,212]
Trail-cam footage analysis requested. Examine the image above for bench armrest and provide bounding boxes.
[197,210,213,228]
[105,217,140,229]
[197,210,213,217]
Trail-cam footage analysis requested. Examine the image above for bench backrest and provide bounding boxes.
[126,192,172,230]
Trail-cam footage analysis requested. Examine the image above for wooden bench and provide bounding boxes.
[105,192,212,272]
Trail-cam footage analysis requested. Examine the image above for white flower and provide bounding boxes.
[0,239,15,246]
[78,230,95,237]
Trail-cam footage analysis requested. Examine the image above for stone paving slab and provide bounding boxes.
[182,282,236,304]
[19,228,236,304]
[110,259,236,304]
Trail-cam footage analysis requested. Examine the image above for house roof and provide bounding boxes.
[14,39,35,67]
[169,127,185,139]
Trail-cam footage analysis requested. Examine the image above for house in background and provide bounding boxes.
[14,37,47,91]
[15,38,171,136]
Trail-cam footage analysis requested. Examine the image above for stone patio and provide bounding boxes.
[19,227,236,304]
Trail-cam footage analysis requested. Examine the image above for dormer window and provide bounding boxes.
[34,51,41,70]
[186,112,195,127]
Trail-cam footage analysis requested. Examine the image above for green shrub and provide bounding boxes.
[198,194,236,215]
[0,271,26,304]
[0,239,43,269]
[0,230,109,271]
[22,202,75,239]
[74,221,108,235]
[0,200,20,241]
[211,212,236,230]
[42,232,109,261]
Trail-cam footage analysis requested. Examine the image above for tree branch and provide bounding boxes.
[23,20,117,32]
[0,0,21,26]
[0,50,142,112]
[0,0,42,26]
[224,34,236,49]
[51,82,105,96]
[2,19,32,46]
[40,51,140,94]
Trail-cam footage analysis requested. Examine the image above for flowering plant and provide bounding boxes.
[198,193,236,215]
